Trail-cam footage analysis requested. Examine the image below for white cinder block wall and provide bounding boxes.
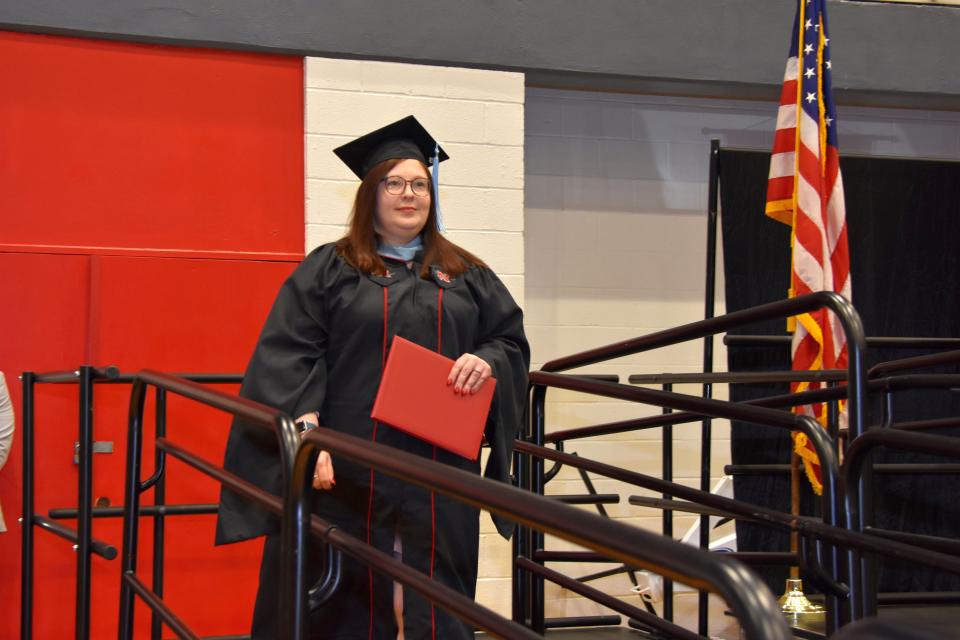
[302,57,525,617]
[524,88,740,635]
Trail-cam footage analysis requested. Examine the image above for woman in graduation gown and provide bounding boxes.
[215,116,530,640]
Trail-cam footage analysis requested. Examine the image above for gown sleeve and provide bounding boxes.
[215,245,337,545]
[466,267,531,538]
[0,372,14,472]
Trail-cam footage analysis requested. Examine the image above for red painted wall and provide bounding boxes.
[0,31,304,638]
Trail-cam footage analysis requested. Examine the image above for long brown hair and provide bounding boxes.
[336,158,487,277]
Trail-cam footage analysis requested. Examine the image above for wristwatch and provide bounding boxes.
[295,420,318,434]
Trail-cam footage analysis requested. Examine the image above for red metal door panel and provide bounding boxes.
[0,30,304,260]
[0,29,305,639]
[0,252,92,640]
[87,255,296,638]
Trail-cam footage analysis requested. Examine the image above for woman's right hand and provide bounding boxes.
[297,412,335,491]
[312,450,336,490]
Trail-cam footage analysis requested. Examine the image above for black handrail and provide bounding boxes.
[863,527,960,557]
[725,462,960,476]
[515,558,702,640]
[298,427,792,640]
[31,515,118,560]
[725,335,960,350]
[841,429,960,621]
[118,370,316,640]
[543,383,839,443]
[540,291,867,436]
[32,366,120,383]
[544,292,862,369]
[156,436,535,639]
[31,371,242,385]
[48,504,218,519]
[529,371,840,526]
[891,416,960,432]
[123,573,198,640]
[629,496,742,520]
[545,369,954,445]
[628,370,847,384]
[868,348,960,379]
[527,291,869,636]
[874,373,960,391]
[516,440,960,582]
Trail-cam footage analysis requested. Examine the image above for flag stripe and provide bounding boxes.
[765,0,851,496]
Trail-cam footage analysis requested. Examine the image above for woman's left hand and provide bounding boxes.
[448,353,493,395]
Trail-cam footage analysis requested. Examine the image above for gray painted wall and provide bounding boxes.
[2,0,959,109]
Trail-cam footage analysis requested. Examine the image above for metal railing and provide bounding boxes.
[842,429,960,621]
[118,369,324,640]
[117,370,791,640]
[21,365,122,640]
[518,292,867,637]
[18,366,242,640]
[298,425,791,640]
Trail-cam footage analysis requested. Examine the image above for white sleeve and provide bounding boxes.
[0,373,14,471]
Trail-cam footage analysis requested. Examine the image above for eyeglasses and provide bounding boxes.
[382,176,431,197]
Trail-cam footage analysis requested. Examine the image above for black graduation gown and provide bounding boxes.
[215,243,530,639]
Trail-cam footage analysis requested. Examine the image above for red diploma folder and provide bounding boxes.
[371,336,496,461]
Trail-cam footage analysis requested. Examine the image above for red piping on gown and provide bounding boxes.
[367,286,389,640]
[430,287,443,639]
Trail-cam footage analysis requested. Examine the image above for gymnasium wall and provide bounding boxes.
[2,0,960,108]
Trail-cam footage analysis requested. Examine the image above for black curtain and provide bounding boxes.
[718,149,960,593]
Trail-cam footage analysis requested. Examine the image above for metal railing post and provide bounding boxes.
[699,136,719,637]
[279,413,308,640]
[661,383,675,623]
[76,365,94,640]
[150,387,167,640]
[20,372,36,640]
[530,384,546,634]
[118,379,148,639]
[511,387,533,625]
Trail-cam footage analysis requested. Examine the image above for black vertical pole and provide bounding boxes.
[512,387,534,625]
[825,380,841,631]
[151,388,167,640]
[278,416,307,640]
[20,372,36,640]
[661,383,674,623]
[530,385,547,634]
[76,366,94,640]
[119,380,147,639]
[827,380,840,443]
[860,441,877,620]
[698,139,720,635]
[511,439,528,624]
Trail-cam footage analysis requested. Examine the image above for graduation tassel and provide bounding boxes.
[431,142,445,233]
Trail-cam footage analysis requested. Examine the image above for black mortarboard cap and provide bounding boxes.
[333,115,449,179]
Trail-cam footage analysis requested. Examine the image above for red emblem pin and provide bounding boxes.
[436,271,451,283]
[384,269,393,278]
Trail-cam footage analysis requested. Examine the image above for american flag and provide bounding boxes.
[765,0,851,495]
